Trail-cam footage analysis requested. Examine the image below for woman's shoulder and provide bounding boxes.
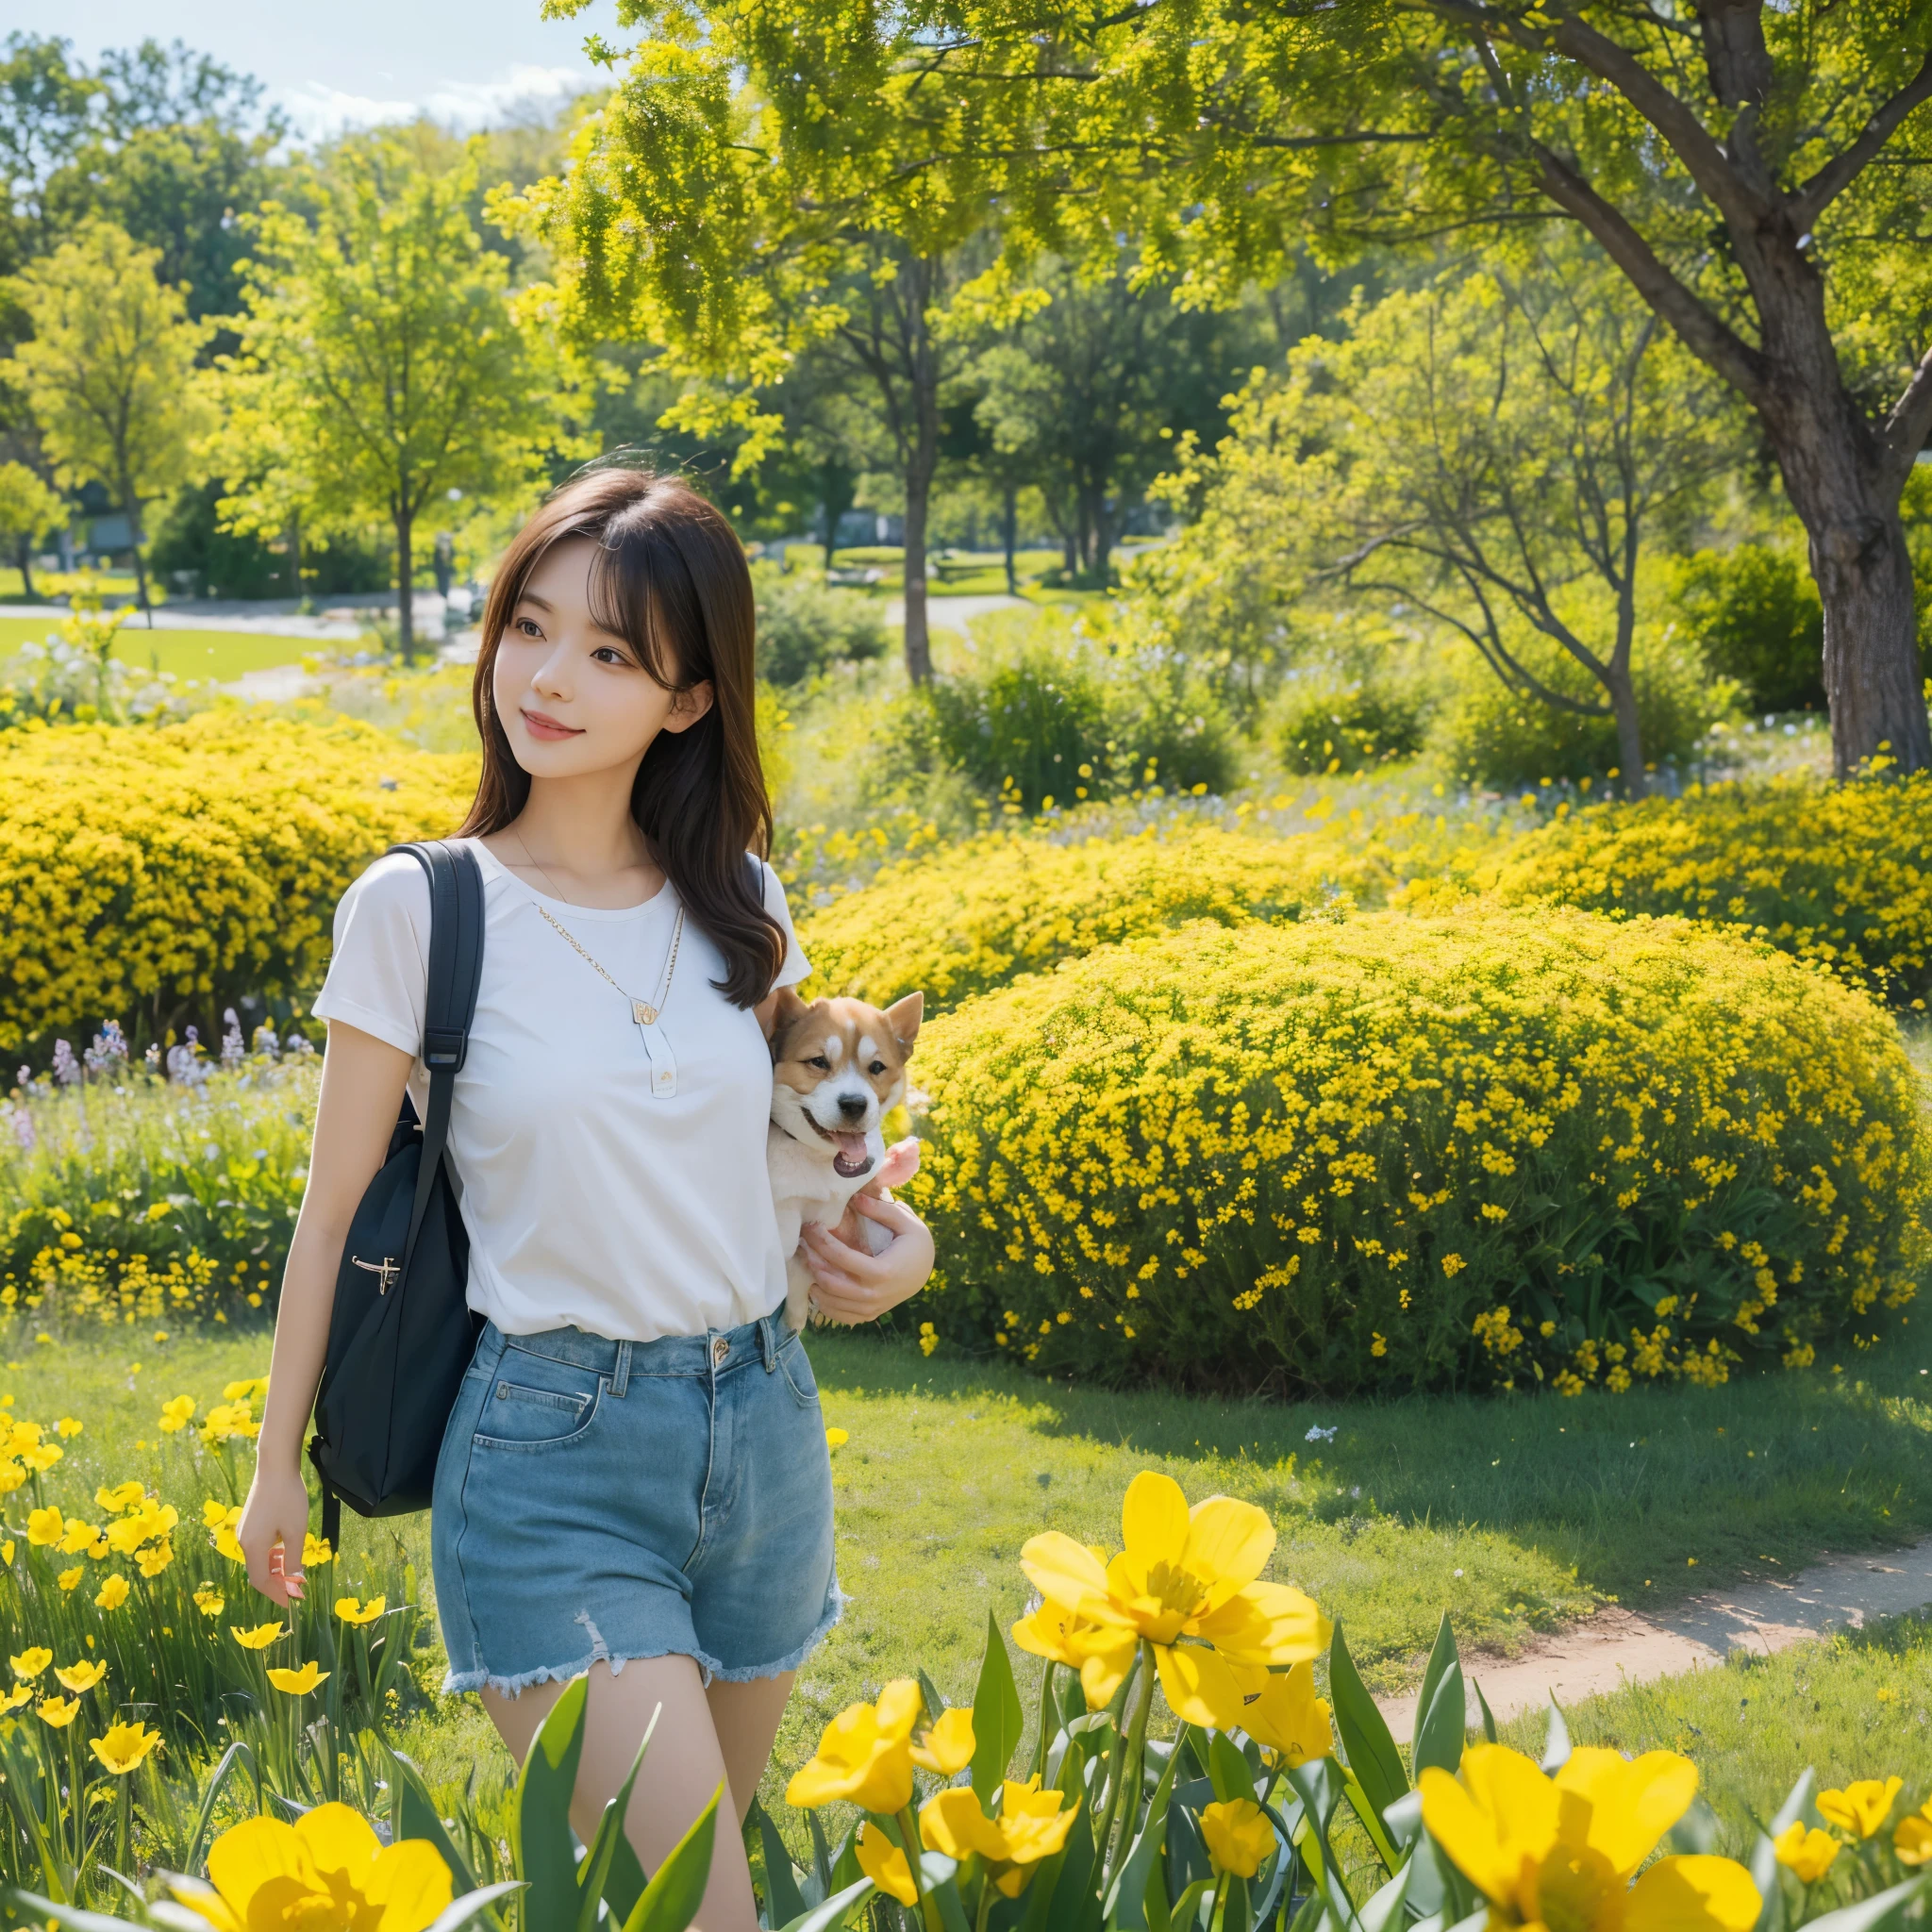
[334,849,433,940]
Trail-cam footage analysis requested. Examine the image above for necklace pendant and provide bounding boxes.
[631,999,658,1026]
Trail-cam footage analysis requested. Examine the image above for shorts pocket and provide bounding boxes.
[776,1333,821,1410]
[473,1361,602,1450]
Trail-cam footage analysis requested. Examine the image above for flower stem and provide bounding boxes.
[1097,1641,1157,1899]
[974,1865,995,1932]
[897,1807,943,1932]
[1033,1661,1057,1782]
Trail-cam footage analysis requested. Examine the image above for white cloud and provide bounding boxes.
[275,62,592,139]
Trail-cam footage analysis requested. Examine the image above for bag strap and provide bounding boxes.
[391,840,485,1273]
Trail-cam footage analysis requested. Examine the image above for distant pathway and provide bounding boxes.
[1377,1539,1932,1733]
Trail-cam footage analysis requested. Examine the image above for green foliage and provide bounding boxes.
[906,908,1927,1395]
[0,466,66,574]
[1668,545,1826,715]
[754,569,889,686]
[1274,673,1430,776]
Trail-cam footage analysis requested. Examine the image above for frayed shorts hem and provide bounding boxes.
[441,1578,848,1699]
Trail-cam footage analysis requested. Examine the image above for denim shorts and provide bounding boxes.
[431,1310,841,1696]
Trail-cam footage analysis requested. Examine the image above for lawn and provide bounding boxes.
[0,614,319,681]
[11,1308,1931,1826]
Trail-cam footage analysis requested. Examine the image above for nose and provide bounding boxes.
[837,1091,868,1122]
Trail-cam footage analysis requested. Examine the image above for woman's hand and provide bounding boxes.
[803,1171,935,1326]
[238,1462,313,1607]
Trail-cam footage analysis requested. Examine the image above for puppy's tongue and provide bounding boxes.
[831,1131,873,1179]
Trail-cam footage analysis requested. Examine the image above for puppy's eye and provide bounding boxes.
[807,1055,830,1071]
[869,1061,887,1075]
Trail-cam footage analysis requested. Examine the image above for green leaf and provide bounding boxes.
[392,1750,482,1897]
[578,1708,661,1932]
[513,1674,590,1932]
[1411,1661,1466,1782]
[1328,1623,1407,1825]
[1358,1862,1412,1932]
[974,1608,1027,1802]
[1472,1682,1498,1748]
[774,1875,876,1932]
[2,1892,125,1932]
[1109,1723,1188,1929]
[1409,1618,1459,1778]
[607,1840,650,1929]
[624,1781,724,1932]
[1208,1732,1257,1807]
[1283,1765,1361,1932]
[1751,1772,1817,1932]
[425,1884,527,1932]
[1797,1877,1926,1932]
[1539,1697,1571,1774]
[749,1796,809,1929]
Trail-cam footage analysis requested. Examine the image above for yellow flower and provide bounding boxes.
[825,1427,849,1449]
[137,1541,175,1578]
[336,1595,387,1626]
[23,1442,64,1473]
[1894,1809,1932,1868]
[222,1376,270,1403]
[193,1586,225,1619]
[159,1395,197,1432]
[1200,1799,1274,1878]
[9,1646,51,1680]
[1236,1660,1333,1767]
[0,1686,31,1713]
[91,1720,161,1774]
[94,1574,129,1611]
[55,1416,81,1438]
[1010,1597,1125,1707]
[920,1781,1079,1896]
[55,1658,106,1693]
[1019,1471,1328,1727]
[1818,1778,1903,1840]
[1774,1824,1840,1883]
[267,1661,330,1695]
[171,1803,452,1932]
[58,1518,98,1555]
[37,1695,78,1729]
[857,1823,918,1907]
[97,1481,145,1513]
[1,1540,11,1563]
[25,1505,63,1546]
[205,1500,244,1563]
[231,1621,286,1652]
[56,1566,81,1591]
[303,1533,333,1568]
[786,1679,922,1812]
[0,1462,23,1496]
[900,1705,971,1776]
[1419,1744,1759,1932]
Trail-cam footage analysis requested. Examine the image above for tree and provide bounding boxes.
[3,218,211,620]
[0,34,95,277]
[1138,254,1740,785]
[0,458,63,596]
[216,132,584,662]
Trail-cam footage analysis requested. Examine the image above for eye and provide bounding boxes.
[514,617,543,639]
[807,1055,830,1071]
[591,645,633,666]
[869,1061,887,1075]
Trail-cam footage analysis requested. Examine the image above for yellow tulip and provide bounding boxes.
[231,1621,286,1652]
[1818,1779,1903,1840]
[193,1587,225,1619]
[337,1595,388,1626]
[268,1661,330,1695]
[94,1574,129,1611]
[910,1707,975,1775]
[920,1781,1079,1897]
[1419,1744,1760,1932]
[159,1396,197,1432]
[787,1680,922,1813]
[1020,1471,1328,1726]
[37,1695,78,1729]
[1774,1824,1840,1883]
[1011,1597,1134,1710]
[857,1823,919,1907]
[55,1659,106,1693]
[1894,1810,1932,1868]
[1235,1661,1332,1767]
[1201,1800,1274,1878]
[171,1802,452,1932]
[303,1533,334,1568]
[25,1506,63,1547]
[91,1720,161,1773]
[9,1647,51,1680]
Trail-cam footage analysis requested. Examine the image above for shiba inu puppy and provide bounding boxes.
[768,988,924,1331]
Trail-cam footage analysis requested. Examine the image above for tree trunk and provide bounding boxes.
[900,261,941,688]
[122,478,153,627]
[286,513,300,603]
[17,538,34,601]
[395,506,415,664]
[1605,661,1646,801]
[901,451,934,685]
[1001,483,1018,597]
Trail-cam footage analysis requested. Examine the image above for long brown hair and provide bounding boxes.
[458,467,784,1008]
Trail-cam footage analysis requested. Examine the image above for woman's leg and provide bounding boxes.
[707,1671,794,1824]
[482,1657,763,1932]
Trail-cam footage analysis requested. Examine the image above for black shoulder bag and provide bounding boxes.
[308,840,485,1549]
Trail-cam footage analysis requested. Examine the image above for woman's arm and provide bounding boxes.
[238,1022,413,1606]
[801,1189,936,1325]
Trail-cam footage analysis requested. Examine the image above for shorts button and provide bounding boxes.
[496,1382,508,1398]
[711,1337,729,1366]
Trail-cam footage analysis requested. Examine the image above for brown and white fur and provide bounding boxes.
[768,989,924,1332]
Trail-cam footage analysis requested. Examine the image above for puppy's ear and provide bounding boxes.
[884,990,924,1054]
[769,985,810,1054]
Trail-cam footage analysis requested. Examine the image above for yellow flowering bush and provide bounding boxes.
[0,711,475,1052]
[1473,773,1932,1007]
[905,908,1928,1392]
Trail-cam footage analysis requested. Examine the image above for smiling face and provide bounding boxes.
[771,991,924,1177]
[491,536,714,780]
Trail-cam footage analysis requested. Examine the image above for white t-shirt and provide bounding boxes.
[310,838,811,1341]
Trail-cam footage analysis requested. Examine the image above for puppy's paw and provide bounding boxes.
[872,1136,922,1192]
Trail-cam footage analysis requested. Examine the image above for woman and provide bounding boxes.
[238,468,936,1931]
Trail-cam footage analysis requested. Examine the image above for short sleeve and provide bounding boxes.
[310,853,431,1058]
[759,858,811,991]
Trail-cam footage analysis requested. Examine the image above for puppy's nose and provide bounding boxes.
[837,1092,868,1121]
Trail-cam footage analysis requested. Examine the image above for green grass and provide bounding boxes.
[0,615,316,682]
[9,1316,1932,1826]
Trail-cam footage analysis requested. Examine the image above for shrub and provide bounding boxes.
[905,908,1926,1394]
[1667,543,1824,714]
[752,570,888,686]
[1274,671,1430,775]
[796,826,1380,1012]
[0,712,475,1053]
[1484,772,1932,1006]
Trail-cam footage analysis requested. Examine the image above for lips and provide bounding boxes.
[521,708,582,741]
[808,1116,874,1177]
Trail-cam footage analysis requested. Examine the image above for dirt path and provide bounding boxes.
[1376,1538,1932,1736]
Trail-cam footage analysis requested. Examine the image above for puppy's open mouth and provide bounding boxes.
[808,1115,874,1177]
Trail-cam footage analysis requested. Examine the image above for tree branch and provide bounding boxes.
[1882,341,1932,498]
[1790,46,1932,230]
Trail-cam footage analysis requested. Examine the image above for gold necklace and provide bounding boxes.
[532,900,686,1029]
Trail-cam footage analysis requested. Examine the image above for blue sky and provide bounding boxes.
[21,1,625,137]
